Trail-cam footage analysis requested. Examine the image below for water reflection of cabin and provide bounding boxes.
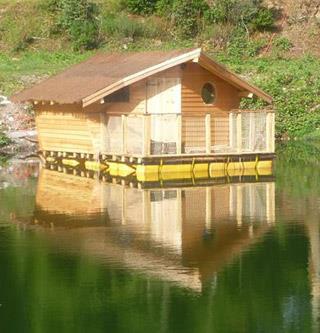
[34,169,275,291]
[12,49,275,177]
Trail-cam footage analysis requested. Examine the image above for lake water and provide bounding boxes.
[0,140,319,333]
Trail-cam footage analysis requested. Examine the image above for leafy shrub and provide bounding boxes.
[126,0,158,15]
[155,0,172,16]
[205,0,274,32]
[204,0,236,24]
[226,29,267,58]
[273,37,293,52]
[102,14,164,40]
[46,0,101,50]
[103,14,144,39]
[250,7,274,31]
[0,132,11,148]
[171,0,208,38]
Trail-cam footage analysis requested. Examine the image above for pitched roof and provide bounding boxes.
[11,48,272,106]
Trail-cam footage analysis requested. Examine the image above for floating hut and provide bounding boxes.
[12,49,275,180]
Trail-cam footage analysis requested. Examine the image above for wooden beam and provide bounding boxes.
[100,113,108,153]
[229,112,234,149]
[266,182,275,224]
[237,113,242,153]
[176,114,182,154]
[236,185,243,226]
[143,115,151,156]
[205,187,212,230]
[205,113,212,154]
[122,115,127,154]
[266,112,275,152]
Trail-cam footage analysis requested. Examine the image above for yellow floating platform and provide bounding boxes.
[44,152,274,182]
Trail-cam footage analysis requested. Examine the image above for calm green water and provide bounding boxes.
[0,140,319,333]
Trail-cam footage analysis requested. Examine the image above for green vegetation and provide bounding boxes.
[0,0,319,139]
[0,131,11,148]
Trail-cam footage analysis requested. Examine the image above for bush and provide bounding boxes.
[103,14,144,39]
[226,29,267,58]
[171,0,208,38]
[126,0,158,15]
[205,0,274,32]
[47,0,101,50]
[0,132,11,148]
[273,37,293,52]
[250,7,274,31]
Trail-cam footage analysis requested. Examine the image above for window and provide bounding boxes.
[104,86,130,103]
[201,83,216,105]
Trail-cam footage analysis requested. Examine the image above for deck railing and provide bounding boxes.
[102,110,275,157]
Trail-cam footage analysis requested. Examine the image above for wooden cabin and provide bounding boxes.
[32,168,275,291]
[12,49,275,179]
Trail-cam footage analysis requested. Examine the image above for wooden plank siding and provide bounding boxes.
[36,110,95,153]
[181,63,240,151]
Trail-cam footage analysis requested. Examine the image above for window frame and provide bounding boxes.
[201,82,217,105]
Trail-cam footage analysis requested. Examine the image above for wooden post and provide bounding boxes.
[121,187,127,225]
[142,190,151,226]
[266,112,275,152]
[236,112,242,153]
[266,182,275,224]
[176,114,182,154]
[143,115,151,156]
[122,115,127,155]
[249,112,255,151]
[205,187,212,230]
[100,113,108,153]
[236,185,243,226]
[229,112,234,149]
[205,113,212,154]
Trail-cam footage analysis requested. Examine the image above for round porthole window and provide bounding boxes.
[201,83,216,105]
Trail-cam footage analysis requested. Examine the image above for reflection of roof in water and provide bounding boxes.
[31,168,275,291]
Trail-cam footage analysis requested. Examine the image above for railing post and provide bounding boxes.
[236,112,242,153]
[205,113,212,154]
[266,112,275,152]
[100,113,108,153]
[121,114,127,155]
[143,114,151,156]
[229,112,234,149]
[176,114,182,154]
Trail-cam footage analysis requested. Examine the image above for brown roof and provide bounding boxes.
[12,48,273,106]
